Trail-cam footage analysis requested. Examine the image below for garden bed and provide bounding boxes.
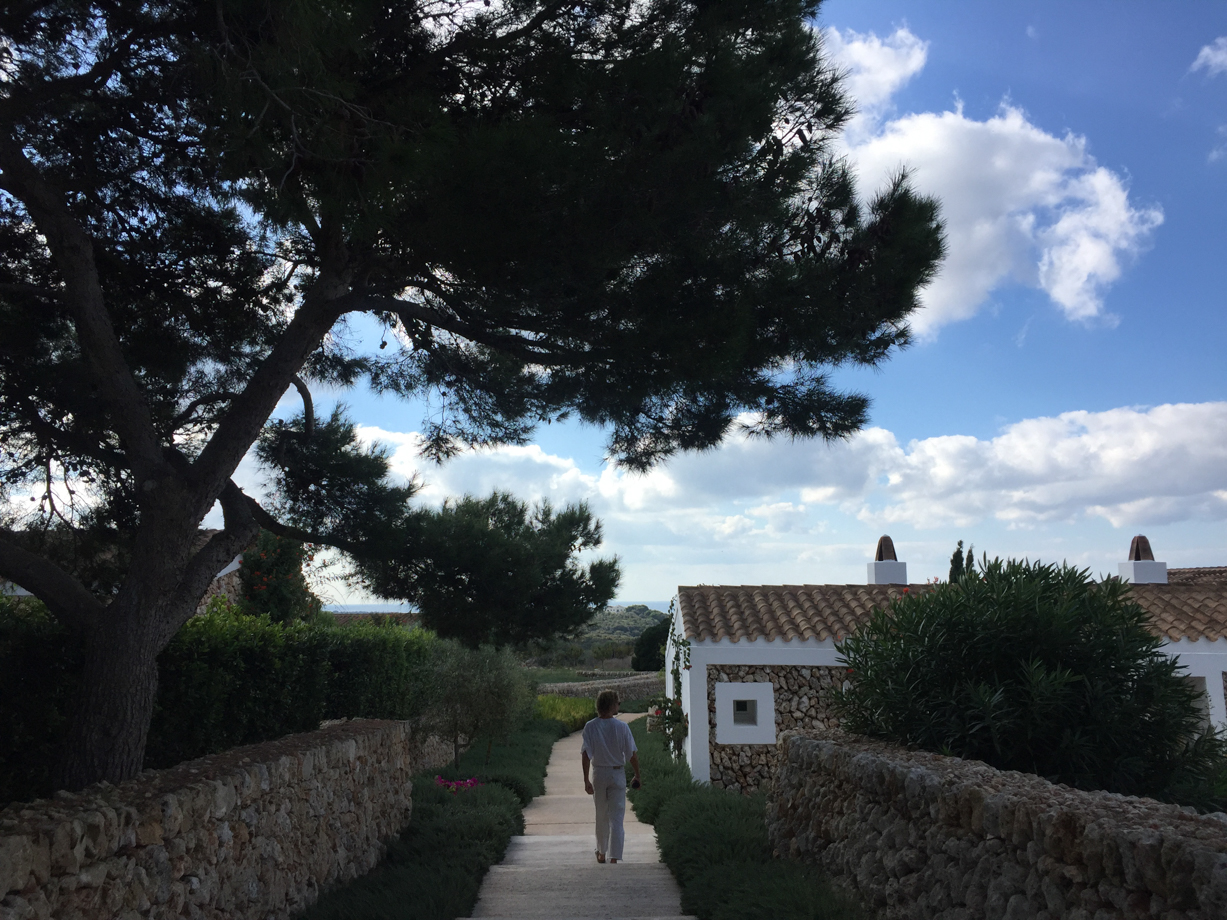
[627,719,866,920]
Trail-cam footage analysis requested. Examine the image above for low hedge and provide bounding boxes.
[443,716,574,806]
[0,598,434,803]
[303,776,522,920]
[626,716,697,825]
[303,715,571,919]
[628,720,865,920]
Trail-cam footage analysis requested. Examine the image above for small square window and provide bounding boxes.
[733,699,757,725]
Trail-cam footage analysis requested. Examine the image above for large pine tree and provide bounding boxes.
[0,0,944,789]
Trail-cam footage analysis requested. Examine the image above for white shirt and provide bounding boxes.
[581,716,637,768]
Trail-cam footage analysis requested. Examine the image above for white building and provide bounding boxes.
[665,536,1227,792]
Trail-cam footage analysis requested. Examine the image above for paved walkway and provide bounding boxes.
[469,714,693,920]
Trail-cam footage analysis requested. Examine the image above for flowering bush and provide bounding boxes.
[833,558,1225,804]
[435,775,484,794]
[238,530,325,624]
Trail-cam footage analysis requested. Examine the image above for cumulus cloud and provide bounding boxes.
[811,403,1227,529]
[824,27,1162,335]
[821,26,927,139]
[354,402,1227,544]
[1191,37,1227,76]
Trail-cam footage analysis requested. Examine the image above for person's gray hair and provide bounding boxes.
[596,689,619,715]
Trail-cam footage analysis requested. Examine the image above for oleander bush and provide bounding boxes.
[832,558,1227,805]
[628,719,864,920]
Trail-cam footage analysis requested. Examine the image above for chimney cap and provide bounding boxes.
[1128,535,1155,562]
[875,535,898,562]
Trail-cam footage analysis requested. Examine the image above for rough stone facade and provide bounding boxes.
[767,730,1227,920]
[539,674,664,700]
[0,720,451,920]
[193,568,242,615]
[707,664,844,793]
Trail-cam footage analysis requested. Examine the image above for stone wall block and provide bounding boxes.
[1,720,452,920]
[767,732,1227,920]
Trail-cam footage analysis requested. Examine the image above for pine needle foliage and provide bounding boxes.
[833,558,1225,801]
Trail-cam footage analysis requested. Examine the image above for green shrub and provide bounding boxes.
[424,641,534,767]
[147,602,435,769]
[535,694,595,732]
[238,530,328,624]
[302,778,522,920]
[655,788,771,884]
[303,712,568,919]
[0,600,437,802]
[632,617,669,671]
[0,598,82,805]
[834,558,1226,803]
[681,861,864,920]
[441,716,572,805]
[626,718,698,825]
[628,719,863,920]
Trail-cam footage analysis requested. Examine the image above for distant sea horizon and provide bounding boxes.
[324,600,672,614]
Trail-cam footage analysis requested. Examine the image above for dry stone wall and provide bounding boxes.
[539,674,664,700]
[767,730,1227,920]
[707,664,844,793]
[0,720,451,920]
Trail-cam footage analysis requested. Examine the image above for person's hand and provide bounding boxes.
[584,778,594,795]
[631,777,642,790]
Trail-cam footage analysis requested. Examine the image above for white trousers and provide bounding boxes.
[591,765,627,859]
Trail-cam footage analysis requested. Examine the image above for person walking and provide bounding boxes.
[581,689,642,864]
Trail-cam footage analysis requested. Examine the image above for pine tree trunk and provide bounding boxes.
[54,606,164,791]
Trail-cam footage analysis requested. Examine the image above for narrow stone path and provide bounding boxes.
[468,714,693,920]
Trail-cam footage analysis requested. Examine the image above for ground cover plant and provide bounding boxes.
[301,772,522,920]
[535,694,596,732]
[303,713,574,920]
[440,716,575,807]
[834,558,1227,808]
[627,720,864,920]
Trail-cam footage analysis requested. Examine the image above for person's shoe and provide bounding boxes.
[595,850,605,863]
[609,858,618,864]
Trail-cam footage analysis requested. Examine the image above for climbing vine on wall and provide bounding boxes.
[649,598,689,760]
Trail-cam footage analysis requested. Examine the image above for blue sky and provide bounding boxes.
[231,2,1227,608]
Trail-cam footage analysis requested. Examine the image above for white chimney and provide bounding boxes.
[867,535,907,585]
[1119,534,1167,584]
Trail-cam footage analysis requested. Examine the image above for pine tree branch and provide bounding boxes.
[0,533,103,631]
[0,139,165,482]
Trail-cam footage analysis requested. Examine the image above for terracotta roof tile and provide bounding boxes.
[1128,584,1227,641]
[678,582,1227,644]
[678,584,930,643]
[1167,567,1227,586]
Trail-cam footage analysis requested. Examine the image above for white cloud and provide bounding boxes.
[360,402,1227,541]
[191,400,1227,598]
[825,27,1162,335]
[1191,37,1227,76]
[354,425,598,506]
[1209,125,1227,163]
[809,403,1227,529]
[821,26,927,140]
